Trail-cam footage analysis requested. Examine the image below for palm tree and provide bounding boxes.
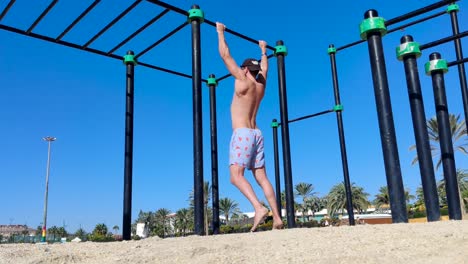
[437,169,468,214]
[48,226,59,242]
[326,182,370,217]
[294,182,317,222]
[410,114,467,169]
[74,228,87,241]
[175,208,191,236]
[304,196,325,218]
[93,223,108,236]
[189,181,212,235]
[219,197,239,224]
[203,181,211,236]
[112,225,119,235]
[373,186,414,210]
[154,208,171,238]
[57,227,67,238]
[373,186,390,209]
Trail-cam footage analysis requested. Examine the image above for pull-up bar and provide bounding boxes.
[385,0,458,26]
[145,0,275,51]
[56,0,101,41]
[27,0,58,34]
[135,22,188,59]
[108,8,170,54]
[420,30,468,50]
[448,57,468,67]
[276,108,336,125]
[0,0,14,21]
[83,0,142,48]
[336,0,459,52]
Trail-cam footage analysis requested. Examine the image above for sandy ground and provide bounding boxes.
[0,220,467,264]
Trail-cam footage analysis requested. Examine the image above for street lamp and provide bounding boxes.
[41,136,56,243]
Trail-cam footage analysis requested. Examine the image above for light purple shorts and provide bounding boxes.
[229,128,265,170]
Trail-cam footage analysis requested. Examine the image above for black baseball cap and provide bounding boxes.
[241,58,261,72]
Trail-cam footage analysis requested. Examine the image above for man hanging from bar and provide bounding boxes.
[216,22,283,231]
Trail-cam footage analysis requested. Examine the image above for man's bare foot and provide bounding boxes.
[250,207,269,232]
[272,220,284,230]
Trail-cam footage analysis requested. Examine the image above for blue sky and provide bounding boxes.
[1,0,467,233]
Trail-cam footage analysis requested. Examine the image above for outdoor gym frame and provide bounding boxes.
[1,0,466,240]
[0,0,292,238]
[270,0,466,226]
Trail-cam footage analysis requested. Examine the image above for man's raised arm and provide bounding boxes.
[258,40,268,83]
[216,22,244,80]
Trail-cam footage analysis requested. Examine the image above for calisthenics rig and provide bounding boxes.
[0,0,294,238]
[271,0,466,225]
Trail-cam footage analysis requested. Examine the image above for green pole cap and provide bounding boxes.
[425,59,448,76]
[396,41,421,61]
[207,77,217,86]
[447,4,459,13]
[275,45,288,56]
[123,54,137,65]
[271,120,279,128]
[327,46,337,54]
[333,105,343,112]
[188,7,204,23]
[359,17,387,40]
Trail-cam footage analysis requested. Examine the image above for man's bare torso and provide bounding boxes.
[231,74,265,130]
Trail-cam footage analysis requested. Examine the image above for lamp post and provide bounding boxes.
[41,136,56,243]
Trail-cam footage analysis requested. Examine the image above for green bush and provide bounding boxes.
[297,220,319,228]
[220,225,234,234]
[89,234,115,242]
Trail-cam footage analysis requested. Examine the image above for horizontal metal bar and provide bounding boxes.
[137,61,196,79]
[83,0,142,48]
[56,0,101,41]
[135,21,187,59]
[204,18,276,51]
[0,0,15,22]
[420,31,468,50]
[448,57,468,67]
[216,73,232,82]
[0,23,198,79]
[385,0,457,26]
[336,40,366,52]
[145,0,187,16]
[27,0,58,34]
[286,109,334,124]
[108,8,170,54]
[387,10,446,34]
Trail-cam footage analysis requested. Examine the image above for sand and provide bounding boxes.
[1,220,467,264]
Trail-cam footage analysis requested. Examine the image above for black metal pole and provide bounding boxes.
[448,5,468,133]
[190,5,204,235]
[328,44,355,225]
[271,119,282,217]
[427,52,462,220]
[122,51,136,240]
[363,10,407,223]
[398,36,440,221]
[208,74,219,235]
[276,40,295,228]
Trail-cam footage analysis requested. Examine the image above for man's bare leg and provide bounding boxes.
[252,167,284,229]
[230,165,268,231]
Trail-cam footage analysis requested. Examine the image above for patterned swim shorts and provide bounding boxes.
[229,128,265,170]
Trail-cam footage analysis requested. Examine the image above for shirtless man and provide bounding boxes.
[216,22,283,231]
